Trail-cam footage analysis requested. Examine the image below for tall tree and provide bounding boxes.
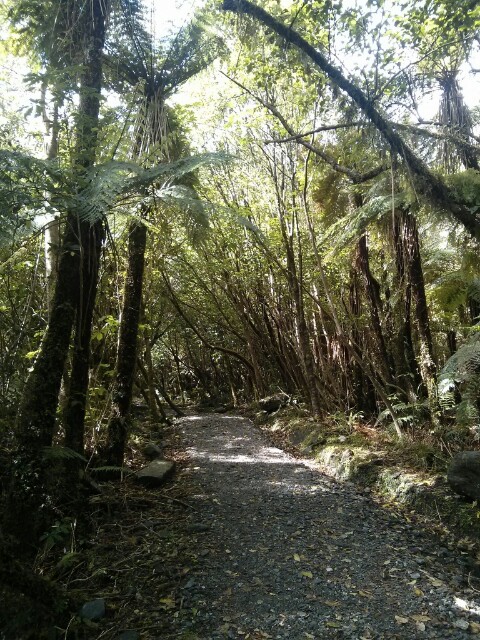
[105,21,222,465]
[7,0,109,548]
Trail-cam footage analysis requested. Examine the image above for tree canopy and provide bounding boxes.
[1,0,480,634]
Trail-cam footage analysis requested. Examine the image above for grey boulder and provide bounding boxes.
[447,451,480,501]
[135,459,175,486]
[143,442,163,459]
[80,598,106,621]
[258,393,289,414]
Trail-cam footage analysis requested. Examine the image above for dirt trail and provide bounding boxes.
[165,413,480,639]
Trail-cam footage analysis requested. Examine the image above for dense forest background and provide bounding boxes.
[1,0,480,633]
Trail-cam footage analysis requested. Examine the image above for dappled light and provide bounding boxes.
[1,0,480,637]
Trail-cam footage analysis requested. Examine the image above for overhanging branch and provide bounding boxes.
[221,0,480,237]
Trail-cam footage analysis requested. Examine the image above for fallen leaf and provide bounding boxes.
[159,597,176,610]
[324,600,340,607]
[411,614,430,623]
[293,553,301,562]
[395,616,409,624]
[429,577,444,587]
[414,587,424,597]
[301,571,313,579]
[470,621,480,634]
[325,621,342,628]
[358,590,372,598]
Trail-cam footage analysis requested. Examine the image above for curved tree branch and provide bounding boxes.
[221,0,480,236]
[223,72,386,184]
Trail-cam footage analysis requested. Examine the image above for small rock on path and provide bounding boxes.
[170,414,480,639]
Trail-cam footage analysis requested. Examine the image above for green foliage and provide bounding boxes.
[42,446,88,463]
[325,193,393,251]
[39,517,74,552]
[376,395,430,431]
[439,330,480,436]
[72,153,228,225]
[0,150,60,244]
[446,169,480,213]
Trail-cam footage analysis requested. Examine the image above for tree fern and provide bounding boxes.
[439,328,480,431]
[70,153,228,224]
[0,150,228,242]
[324,193,394,251]
[42,446,88,463]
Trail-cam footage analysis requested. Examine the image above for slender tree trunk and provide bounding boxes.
[64,219,104,455]
[44,101,61,316]
[400,208,441,425]
[261,301,298,393]
[356,233,393,385]
[349,261,363,409]
[105,220,147,466]
[279,208,322,415]
[391,209,421,402]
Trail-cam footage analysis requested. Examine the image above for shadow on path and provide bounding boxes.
[169,414,480,640]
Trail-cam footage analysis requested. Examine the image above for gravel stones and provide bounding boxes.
[167,414,480,639]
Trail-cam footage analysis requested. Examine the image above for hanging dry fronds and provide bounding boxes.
[438,71,478,172]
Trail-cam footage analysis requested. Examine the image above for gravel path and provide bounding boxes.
[170,414,480,639]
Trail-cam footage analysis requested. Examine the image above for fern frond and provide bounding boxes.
[74,153,229,224]
[89,465,132,475]
[439,334,480,386]
[431,271,468,311]
[0,150,61,244]
[42,446,88,463]
[325,194,393,251]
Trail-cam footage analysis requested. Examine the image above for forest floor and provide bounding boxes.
[74,413,480,640]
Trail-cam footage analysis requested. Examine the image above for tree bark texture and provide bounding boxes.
[392,210,423,401]
[401,209,440,421]
[8,0,107,549]
[356,234,393,386]
[106,220,147,466]
[64,219,104,454]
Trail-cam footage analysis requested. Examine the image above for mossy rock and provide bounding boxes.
[305,429,328,450]
[315,445,384,484]
[376,468,435,504]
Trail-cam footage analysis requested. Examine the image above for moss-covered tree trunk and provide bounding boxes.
[64,219,105,455]
[106,219,147,466]
[6,0,107,550]
[63,0,108,455]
